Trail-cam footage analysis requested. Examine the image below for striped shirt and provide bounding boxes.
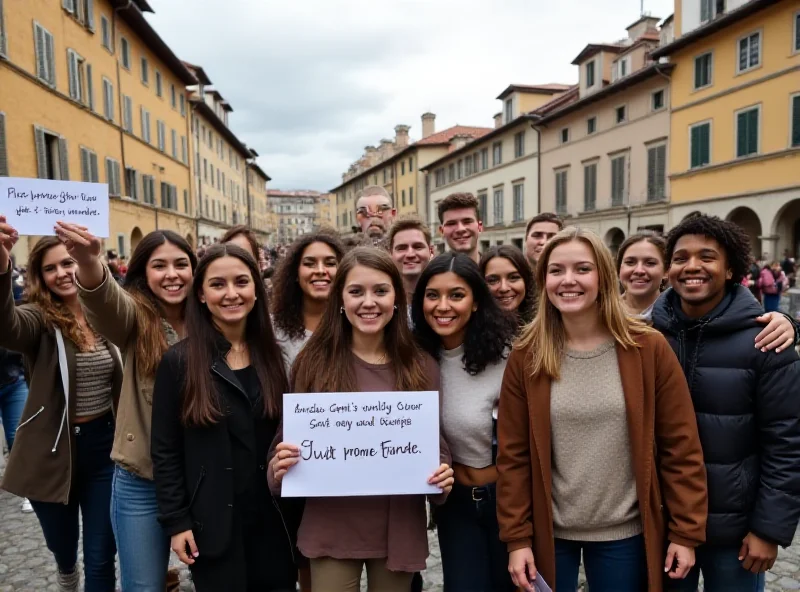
[75,338,114,417]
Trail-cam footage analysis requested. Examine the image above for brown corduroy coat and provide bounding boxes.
[497,331,708,592]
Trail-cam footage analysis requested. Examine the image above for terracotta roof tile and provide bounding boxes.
[414,125,492,146]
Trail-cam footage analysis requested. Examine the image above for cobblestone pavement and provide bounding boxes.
[2,472,800,591]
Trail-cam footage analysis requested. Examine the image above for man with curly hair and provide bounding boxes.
[653,213,800,591]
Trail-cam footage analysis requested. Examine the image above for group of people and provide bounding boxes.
[0,182,799,592]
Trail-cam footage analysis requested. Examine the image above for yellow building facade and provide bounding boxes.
[247,161,273,245]
[0,0,197,262]
[653,0,800,258]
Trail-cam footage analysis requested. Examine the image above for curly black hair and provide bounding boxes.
[665,213,751,286]
[270,231,345,340]
[412,252,517,375]
[479,245,536,326]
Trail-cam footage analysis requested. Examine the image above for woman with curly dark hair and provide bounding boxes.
[479,246,536,327]
[412,252,518,591]
[270,232,345,367]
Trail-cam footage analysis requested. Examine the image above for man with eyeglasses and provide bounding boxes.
[355,185,396,246]
[524,212,563,269]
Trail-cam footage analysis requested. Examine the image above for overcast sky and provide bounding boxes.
[146,0,674,192]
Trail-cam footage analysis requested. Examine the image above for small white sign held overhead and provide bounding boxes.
[282,391,441,498]
[0,177,110,238]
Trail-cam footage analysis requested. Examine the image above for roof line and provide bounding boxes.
[190,99,250,156]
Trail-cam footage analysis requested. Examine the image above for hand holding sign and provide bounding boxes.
[0,214,20,271]
[54,222,102,266]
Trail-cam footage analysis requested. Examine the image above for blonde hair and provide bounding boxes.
[515,227,653,379]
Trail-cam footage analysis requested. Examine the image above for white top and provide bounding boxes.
[439,344,509,468]
[274,326,312,375]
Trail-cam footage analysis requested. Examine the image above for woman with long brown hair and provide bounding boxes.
[0,216,121,592]
[269,247,453,592]
[497,227,708,592]
[479,245,536,327]
[54,221,197,591]
[151,243,298,591]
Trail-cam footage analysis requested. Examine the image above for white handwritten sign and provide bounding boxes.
[0,177,109,238]
[281,391,441,498]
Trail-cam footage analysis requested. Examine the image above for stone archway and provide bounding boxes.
[726,206,762,261]
[604,227,626,258]
[130,227,143,252]
[772,199,800,260]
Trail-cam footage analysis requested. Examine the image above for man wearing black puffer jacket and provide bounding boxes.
[654,214,800,592]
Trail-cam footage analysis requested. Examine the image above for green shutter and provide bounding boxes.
[691,126,700,167]
[747,109,758,155]
[0,112,8,176]
[737,112,748,157]
[701,125,710,166]
[792,96,800,147]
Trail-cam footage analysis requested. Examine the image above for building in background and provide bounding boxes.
[533,16,671,255]
[423,85,570,251]
[331,113,491,234]
[316,192,335,229]
[0,0,197,262]
[267,189,324,244]
[246,157,273,245]
[652,0,800,259]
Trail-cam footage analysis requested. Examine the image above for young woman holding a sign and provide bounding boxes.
[54,221,197,591]
[270,247,454,592]
[0,217,121,592]
[497,228,707,592]
[150,243,299,591]
[411,252,518,592]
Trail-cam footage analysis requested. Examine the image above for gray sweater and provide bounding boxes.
[550,341,642,542]
[439,345,508,468]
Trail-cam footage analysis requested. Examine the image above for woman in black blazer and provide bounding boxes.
[151,243,299,591]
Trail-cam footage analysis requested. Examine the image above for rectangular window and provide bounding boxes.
[171,129,177,159]
[157,120,165,152]
[409,157,413,172]
[583,163,597,211]
[401,189,406,207]
[122,95,133,132]
[616,105,627,124]
[514,131,525,158]
[737,32,761,73]
[586,60,595,87]
[493,188,504,225]
[34,23,56,87]
[465,155,473,176]
[694,52,713,89]
[140,107,151,143]
[210,164,215,187]
[400,161,405,175]
[492,142,502,166]
[457,159,463,179]
[448,164,454,183]
[736,106,759,157]
[79,147,98,182]
[142,174,155,205]
[184,189,189,215]
[611,155,626,207]
[181,136,187,164]
[34,127,70,180]
[795,11,800,52]
[647,144,667,201]
[560,128,569,144]
[792,95,800,147]
[104,157,121,196]
[180,94,186,116]
[652,90,665,111]
[155,71,162,97]
[700,0,713,23]
[100,15,110,50]
[505,98,513,123]
[435,169,445,187]
[481,148,489,170]
[67,49,86,104]
[81,0,95,31]
[140,56,149,85]
[170,84,176,108]
[512,184,524,222]
[690,121,711,168]
[120,37,130,69]
[102,77,114,121]
[125,166,139,200]
[587,117,596,135]
[203,158,208,181]
[477,192,487,223]
[555,170,568,215]
[222,172,226,196]
[409,187,414,205]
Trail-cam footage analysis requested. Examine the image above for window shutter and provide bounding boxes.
[90,151,98,182]
[58,138,69,180]
[63,0,74,14]
[701,125,710,165]
[35,25,46,81]
[114,161,121,195]
[86,0,95,30]
[792,96,800,147]
[105,158,112,190]
[737,112,747,157]
[34,126,47,178]
[747,109,758,154]
[80,148,89,181]
[86,64,94,110]
[45,31,55,86]
[67,51,76,99]
[0,113,7,176]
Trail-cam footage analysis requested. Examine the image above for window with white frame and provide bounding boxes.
[34,23,56,87]
[505,98,513,123]
[100,15,110,50]
[737,31,761,73]
[140,56,149,85]
[67,49,87,104]
[583,162,597,211]
[647,144,667,201]
[555,169,568,215]
[586,60,596,88]
[140,107,151,143]
[102,77,114,121]
[125,166,140,200]
[34,126,69,180]
[105,157,121,196]
[79,147,98,182]
[690,121,711,168]
[514,131,525,158]
[120,37,130,69]
[610,154,626,207]
[142,174,155,205]
[493,187,504,225]
[735,105,760,158]
[652,89,665,111]
[481,148,489,170]
[512,184,524,222]
[694,52,713,89]
[465,155,473,176]
[587,117,597,135]
[122,95,133,132]
[492,142,502,166]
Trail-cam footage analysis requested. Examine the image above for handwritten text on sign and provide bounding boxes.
[0,177,109,238]
[281,391,440,498]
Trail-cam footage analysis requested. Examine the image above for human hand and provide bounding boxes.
[755,312,795,353]
[427,463,454,495]
[508,547,537,592]
[54,221,102,266]
[170,530,198,565]
[739,532,778,574]
[664,542,695,579]
[271,442,300,483]
[0,215,20,271]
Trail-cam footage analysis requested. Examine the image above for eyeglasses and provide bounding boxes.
[356,205,392,217]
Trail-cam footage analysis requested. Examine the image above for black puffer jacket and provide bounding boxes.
[652,286,800,547]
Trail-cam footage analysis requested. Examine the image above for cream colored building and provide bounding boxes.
[423,85,570,252]
[315,192,335,229]
[246,158,272,245]
[533,16,672,254]
[268,190,320,244]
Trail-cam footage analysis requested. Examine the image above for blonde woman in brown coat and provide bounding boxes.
[496,227,708,592]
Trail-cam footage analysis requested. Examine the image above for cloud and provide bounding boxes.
[146,0,675,190]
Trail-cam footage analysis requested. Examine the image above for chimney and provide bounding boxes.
[493,112,503,129]
[364,145,378,166]
[379,138,394,160]
[450,134,471,152]
[421,112,436,139]
[394,124,410,148]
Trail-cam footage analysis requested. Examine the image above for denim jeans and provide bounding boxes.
[0,376,28,450]
[664,544,765,592]
[30,412,116,592]
[111,465,171,592]
[436,482,515,592]
[555,534,646,592]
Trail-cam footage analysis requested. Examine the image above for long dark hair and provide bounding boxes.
[123,230,197,377]
[182,243,287,426]
[271,231,345,340]
[479,245,536,325]
[220,225,260,261]
[413,252,516,375]
[292,247,429,393]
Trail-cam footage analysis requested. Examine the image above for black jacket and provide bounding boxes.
[151,340,301,561]
[652,286,800,547]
